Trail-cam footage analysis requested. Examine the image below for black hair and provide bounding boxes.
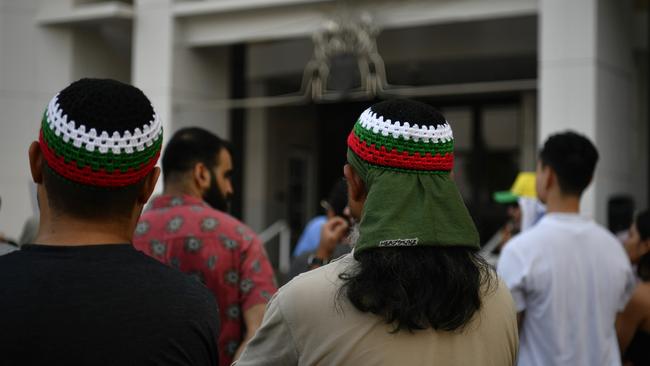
[635,210,650,281]
[371,99,447,127]
[608,195,635,234]
[327,179,348,217]
[42,78,154,219]
[636,210,650,241]
[43,163,146,220]
[162,127,232,182]
[338,247,494,333]
[539,131,599,196]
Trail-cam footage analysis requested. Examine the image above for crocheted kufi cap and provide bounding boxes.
[346,99,479,255]
[39,78,163,188]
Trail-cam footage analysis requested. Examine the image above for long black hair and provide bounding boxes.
[338,246,495,333]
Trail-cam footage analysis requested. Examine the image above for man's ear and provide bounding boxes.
[193,162,211,190]
[139,167,160,204]
[344,164,366,202]
[28,141,43,184]
[542,165,554,192]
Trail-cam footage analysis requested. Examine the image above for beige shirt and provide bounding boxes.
[236,253,518,366]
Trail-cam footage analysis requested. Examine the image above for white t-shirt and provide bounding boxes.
[498,213,635,366]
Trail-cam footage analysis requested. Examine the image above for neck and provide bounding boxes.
[35,214,134,246]
[545,192,581,214]
[163,182,201,199]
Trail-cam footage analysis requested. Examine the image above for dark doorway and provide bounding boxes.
[316,101,375,204]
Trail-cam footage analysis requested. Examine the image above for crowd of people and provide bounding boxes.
[0,78,647,366]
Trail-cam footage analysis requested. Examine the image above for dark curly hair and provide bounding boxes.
[338,246,495,333]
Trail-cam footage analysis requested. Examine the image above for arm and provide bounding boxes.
[517,311,525,331]
[234,295,299,366]
[310,216,349,269]
[233,303,266,361]
[616,285,644,354]
[234,228,279,362]
[496,244,528,327]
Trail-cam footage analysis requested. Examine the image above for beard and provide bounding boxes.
[203,174,231,212]
[345,222,360,248]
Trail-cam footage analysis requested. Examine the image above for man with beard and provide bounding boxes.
[235,99,518,366]
[133,127,276,366]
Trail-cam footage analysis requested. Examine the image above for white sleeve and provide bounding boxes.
[234,293,299,366]
[618,264,637,312]
[497,244,528,312]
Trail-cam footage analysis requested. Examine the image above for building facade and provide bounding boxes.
[0,0,647,256]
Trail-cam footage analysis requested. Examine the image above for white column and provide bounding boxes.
[132,0,174,193]
[132,0,174,141]
[0,0,75,239]
[539,0,639,223]
[243,108,268,232]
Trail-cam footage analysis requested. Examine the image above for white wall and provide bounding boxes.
[0,0,78,240]
[1,0,647,240]
[172,46,231,139]
[539,0,646,223]
[72,24,131,83]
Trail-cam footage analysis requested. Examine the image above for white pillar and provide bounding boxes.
[243,108,268,232]
[539,0,639,223]
[132,0,174,193]
[132,0,174,142]
[0,0,76,239]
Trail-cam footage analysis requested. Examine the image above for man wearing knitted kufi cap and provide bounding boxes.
[0,78,219,365]
[236,99,518,366]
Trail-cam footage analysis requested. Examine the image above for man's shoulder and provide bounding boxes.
[0,249,27,267]
[215,211,256,233]
[280,253,354,303]
[0,246,215,306]
[585,221,622,246]
[130,251,218,312]
[304,216,327,230]
[501,222,548,256]
[141,204,259,239]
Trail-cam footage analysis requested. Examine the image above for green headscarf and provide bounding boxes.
[346,100,479,256]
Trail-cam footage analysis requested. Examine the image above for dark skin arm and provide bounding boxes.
[233,303,266,361]
[616,284,650,354]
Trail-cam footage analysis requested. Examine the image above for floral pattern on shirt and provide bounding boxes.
[133,195,277,366]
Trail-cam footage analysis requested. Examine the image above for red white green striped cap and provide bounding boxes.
[38,79,163,188]
[347,106,454,173]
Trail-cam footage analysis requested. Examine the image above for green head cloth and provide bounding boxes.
[346,100,479,256]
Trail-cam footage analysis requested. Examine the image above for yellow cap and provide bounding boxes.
[510,172,536,198]
[493,172,536,203]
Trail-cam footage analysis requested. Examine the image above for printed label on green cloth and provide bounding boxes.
[378,238,419,247]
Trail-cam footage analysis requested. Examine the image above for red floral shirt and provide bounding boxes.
[133,195,277,366]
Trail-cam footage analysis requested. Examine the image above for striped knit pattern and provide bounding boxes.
[347,108,454,172]
[39,94,163,187]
